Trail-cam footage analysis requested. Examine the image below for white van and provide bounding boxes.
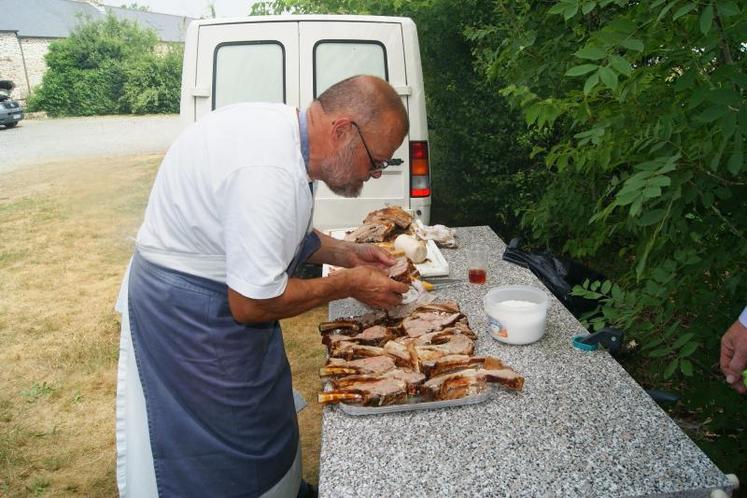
[179,15,431,230]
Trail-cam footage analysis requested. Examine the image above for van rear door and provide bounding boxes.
[192,22,300,116]
[299,21,410,230]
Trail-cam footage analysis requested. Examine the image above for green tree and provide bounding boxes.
[467,0,745,375]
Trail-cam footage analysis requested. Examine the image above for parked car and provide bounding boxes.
[179,15,431,230]
[0,80,24,129]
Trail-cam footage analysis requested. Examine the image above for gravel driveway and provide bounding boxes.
[0,114,185,173]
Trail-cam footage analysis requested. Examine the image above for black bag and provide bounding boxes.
[502,238,605,317]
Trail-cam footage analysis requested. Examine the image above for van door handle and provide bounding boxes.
[393,86,412,96]
[190,87,210,98]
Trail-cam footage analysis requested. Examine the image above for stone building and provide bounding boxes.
[0,0,195,102]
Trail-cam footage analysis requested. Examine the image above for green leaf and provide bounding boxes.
[707,88,740,106]
[584,72,600,95]
[700,4,714,34]
[637,208,667,226]
[566,64,599,76]
[672,332,695,349]
[582,1,595,14]
[601,280,611,294]
[657,1,678,21]
[727,143,743,175]
[649,347,671,358]
[525,104,542,125]
[648,176,671,188]
[680,342,698,357]
[611,284,623,301]
[599,66,618,90]
[620,38,644,51]
[642,186,662,199]
[673,2,697,20]
[680,358,694,376]
[663,358,679,378]
[630,196,644,216]
[696,105,728,123]
[715,0,739,16]
[564,2,580,20]
[548,3,569,15]
[608,55,632,76]
[675,69,696,92]
[576,46,607,60]
[642,336,666,351]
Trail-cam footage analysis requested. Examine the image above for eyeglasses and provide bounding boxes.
[350,121,403,172]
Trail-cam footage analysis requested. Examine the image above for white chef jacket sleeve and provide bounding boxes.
[217,165,306,300]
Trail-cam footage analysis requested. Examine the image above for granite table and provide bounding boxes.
[318,226,733,498]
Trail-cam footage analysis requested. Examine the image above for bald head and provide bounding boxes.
[316,75,409,139]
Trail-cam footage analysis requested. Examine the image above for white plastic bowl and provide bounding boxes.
[484,285,549,345]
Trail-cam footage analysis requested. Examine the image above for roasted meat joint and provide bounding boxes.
[344,206,415,244]
[318,300,525,408]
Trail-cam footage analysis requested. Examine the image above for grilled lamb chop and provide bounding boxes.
[351,325,396,346]
[344,222,396,243]
[401,311,463,338]
[323,326,396,351]
[388,256,420,284]
[420,367,524,401]
[449,320,478,340]
[320,356,396,378]
[354,310,388,328]
[363,206,413,229]
[416,334,475,360]
[318,319,361,335]
[322,334,355,356]
[383,334,475,369]
[332,369,426,396]
[395,328,463,347]
[421,355,504,378]
[329,342,387,360]
[383,340,420,370]
[413,301,461,314]
[318,377,408,406]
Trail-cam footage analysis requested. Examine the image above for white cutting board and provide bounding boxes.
[322,227,450,278]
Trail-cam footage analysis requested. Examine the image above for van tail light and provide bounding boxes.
[410,141,430,198]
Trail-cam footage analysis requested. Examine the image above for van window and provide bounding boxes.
[213,41,285,109]
[313,41,388,97]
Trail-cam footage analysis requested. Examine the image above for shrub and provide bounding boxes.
[121,47,183,114]
[466,0,746,376]
[30,14,181,116]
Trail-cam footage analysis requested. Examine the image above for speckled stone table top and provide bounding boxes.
[318,226,731,498]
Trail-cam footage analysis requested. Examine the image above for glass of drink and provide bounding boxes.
[467,246,489,284]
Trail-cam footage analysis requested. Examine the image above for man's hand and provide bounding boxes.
[344,242,395,269]
[720,319,747,395]
[338,266,409,309]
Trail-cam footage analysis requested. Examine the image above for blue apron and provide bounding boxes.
[128,232,321,498]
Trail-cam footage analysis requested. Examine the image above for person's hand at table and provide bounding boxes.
[333,265,409,309]
[720,307,747,395]
[344,242,396,270]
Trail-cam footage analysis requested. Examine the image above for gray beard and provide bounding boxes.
[321,140,364,198]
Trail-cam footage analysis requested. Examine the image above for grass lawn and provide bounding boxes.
[0,155,326,496]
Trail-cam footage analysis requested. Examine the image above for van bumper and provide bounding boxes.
[410,197,431,225]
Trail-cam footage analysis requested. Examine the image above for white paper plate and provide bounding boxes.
[322,228,450,278]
